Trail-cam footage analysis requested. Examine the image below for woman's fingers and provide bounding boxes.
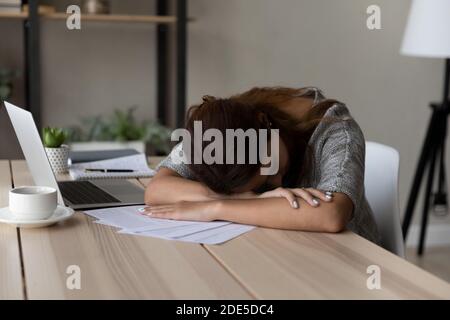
[304,188,333,202]
[139,205,176,215]
[258,188,298,208]
[290,188,320,207]
[278,188,299,209]
[145,211,175,219]
[140,205,172,211]
[256,187,334,208]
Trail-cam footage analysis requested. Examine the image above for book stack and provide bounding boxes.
[0,0,21,13]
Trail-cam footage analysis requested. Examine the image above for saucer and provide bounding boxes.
[0,205,74,228]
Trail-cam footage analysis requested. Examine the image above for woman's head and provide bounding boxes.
[184,87,337,194]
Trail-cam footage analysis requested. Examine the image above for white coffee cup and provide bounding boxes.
[9,186,57,220]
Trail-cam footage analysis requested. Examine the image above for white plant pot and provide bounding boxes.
[69,140,146,153]
[45,145,69,174]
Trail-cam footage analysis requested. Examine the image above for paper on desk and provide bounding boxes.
[84,205,255,245]
[121,219,231,234]
[120,220,232,241]
[69,154,156,180]
[178,224,254,244]
[121,223,254,244]
[86,205,158,229]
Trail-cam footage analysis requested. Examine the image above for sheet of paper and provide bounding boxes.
[83,205,255,244]
[121,221,231,239]
[85,205,161,229]
[177,224,255,244]
[122,220,230,233]
[124,223,255,245]
[69,154,156,180]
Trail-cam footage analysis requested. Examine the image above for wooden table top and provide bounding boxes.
[1,158,450,299]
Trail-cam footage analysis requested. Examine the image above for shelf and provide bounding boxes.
[2,1,188,128]
[45,13,178,24]
[0,12,28,19]
[0,12,178,24]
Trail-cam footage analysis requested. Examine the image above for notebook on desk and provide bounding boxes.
[69,154,156,180]
[68,148,140,164]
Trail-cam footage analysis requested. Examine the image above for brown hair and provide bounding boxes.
[185,87,341,194]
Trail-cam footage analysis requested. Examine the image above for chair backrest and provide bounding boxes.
[364,141,405,257]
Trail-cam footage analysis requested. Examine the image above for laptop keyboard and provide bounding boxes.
[58,181,120,205]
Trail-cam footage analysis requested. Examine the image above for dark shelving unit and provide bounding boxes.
[2,0,189,129]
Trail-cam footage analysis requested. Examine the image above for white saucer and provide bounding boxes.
[0,205,74,228]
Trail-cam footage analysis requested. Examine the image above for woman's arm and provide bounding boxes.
[216,193,352,232]
[145,168,256,205]
[145,168,217,205]
[142,192,353,233]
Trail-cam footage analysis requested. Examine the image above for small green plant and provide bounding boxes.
[42,127,68,148]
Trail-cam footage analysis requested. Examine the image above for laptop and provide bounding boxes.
[4,101,145,210]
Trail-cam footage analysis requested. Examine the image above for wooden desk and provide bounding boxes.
[1,158,450,299]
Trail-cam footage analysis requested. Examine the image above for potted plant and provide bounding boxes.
[42,127,69,174]
[66,106,172,155]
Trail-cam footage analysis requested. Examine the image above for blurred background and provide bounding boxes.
[1,0,449,279]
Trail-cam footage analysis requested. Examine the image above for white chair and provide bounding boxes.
[364,141,405,257]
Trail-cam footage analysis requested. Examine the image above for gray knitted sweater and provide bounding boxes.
[157,102,381,244]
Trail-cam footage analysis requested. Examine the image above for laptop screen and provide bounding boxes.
[4,102,64,205]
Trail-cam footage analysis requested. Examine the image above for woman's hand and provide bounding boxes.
[140,200,220,222]
[257,187,333,209]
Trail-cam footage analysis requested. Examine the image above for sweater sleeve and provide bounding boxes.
[315,117,366,221]
[156,143,196,180]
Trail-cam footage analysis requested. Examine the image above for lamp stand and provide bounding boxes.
[402,58,450,255]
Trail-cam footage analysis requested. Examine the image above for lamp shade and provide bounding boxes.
[401,0,450,58]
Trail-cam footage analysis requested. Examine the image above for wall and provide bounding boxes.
[40,0,158,128]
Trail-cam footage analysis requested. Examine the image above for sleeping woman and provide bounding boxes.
[143,87,380,244]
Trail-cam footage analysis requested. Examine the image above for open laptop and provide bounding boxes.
[4,101,145,210]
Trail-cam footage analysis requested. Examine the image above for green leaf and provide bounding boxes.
[42,127,67,148]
